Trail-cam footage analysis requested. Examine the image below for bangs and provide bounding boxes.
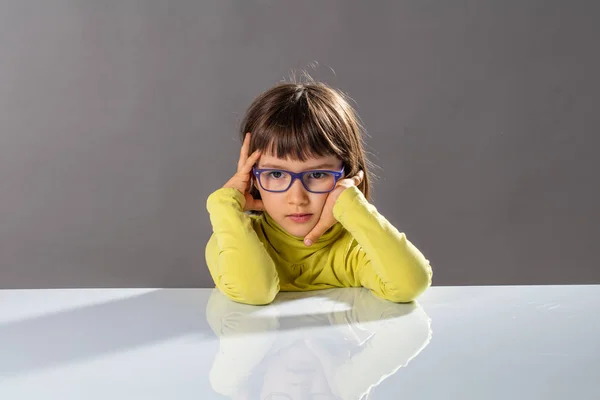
[256,125,339,162]
[250,90,344,161]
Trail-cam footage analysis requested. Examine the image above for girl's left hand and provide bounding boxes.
[304,170,364,247]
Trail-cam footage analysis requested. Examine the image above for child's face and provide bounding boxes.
[259,339,335,399]
[255,151,344,238]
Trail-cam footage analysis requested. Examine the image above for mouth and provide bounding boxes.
[287,213,313,223]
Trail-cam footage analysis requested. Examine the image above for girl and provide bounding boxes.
[205,80,432,305]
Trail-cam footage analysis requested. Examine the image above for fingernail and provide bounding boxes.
[304,239,313,246]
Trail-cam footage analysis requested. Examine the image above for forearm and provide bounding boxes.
[333,187,432,302]
[206,290,279,396]
[206,187,280,305]
[334,302,432,398]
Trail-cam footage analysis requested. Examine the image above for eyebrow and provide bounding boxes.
[259,162,338,170]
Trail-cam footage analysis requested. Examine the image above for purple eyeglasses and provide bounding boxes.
[252,166,345,193]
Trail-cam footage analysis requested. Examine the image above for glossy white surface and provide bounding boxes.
[0,285,599,399]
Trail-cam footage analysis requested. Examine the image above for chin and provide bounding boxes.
[281,221,314,237]
[284,227,311,238]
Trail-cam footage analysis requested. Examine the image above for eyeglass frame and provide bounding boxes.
[252,165,345,193]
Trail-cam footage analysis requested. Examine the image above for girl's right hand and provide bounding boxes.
[222,132,264,212]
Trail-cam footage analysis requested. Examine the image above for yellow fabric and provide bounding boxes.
[205,186,432,305]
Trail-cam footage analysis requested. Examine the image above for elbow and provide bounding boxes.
[380,288,421,303]
[220,281,279,306]
[381,288,424,303]
[381,265,433,303]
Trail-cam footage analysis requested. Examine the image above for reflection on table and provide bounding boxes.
[207,288,432,400]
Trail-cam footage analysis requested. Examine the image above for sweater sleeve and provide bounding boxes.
[205,187,280,305]
[332,186,433,302]
[332,299,432,399]
[205,290,279,397]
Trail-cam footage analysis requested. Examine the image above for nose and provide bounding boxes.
[286,177,309,205]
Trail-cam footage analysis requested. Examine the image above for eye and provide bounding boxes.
[267,171,284,179]
[307,172,330,179]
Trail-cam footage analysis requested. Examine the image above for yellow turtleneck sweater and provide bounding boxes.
[205,186,432,305]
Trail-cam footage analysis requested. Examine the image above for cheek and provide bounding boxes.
[258,190,278,211]
[313,193,329,207]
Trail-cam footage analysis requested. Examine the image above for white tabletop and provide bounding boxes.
[0,285,598,399]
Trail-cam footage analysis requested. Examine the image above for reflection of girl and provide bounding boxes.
[207,288,432,399]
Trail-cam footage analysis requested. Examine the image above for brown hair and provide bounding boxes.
[240,79,376,212]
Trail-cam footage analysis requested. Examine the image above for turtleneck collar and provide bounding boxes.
[261,211,346,255]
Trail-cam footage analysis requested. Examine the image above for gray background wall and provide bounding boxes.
[1,0,598,289]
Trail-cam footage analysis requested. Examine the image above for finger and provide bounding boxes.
[352,170,364,186]
[237,132,251,171]
[240,149,262,174]
[304,222,330,246]
[247,197,264,212]
[244,192,264,211]
[237,132,251,170]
